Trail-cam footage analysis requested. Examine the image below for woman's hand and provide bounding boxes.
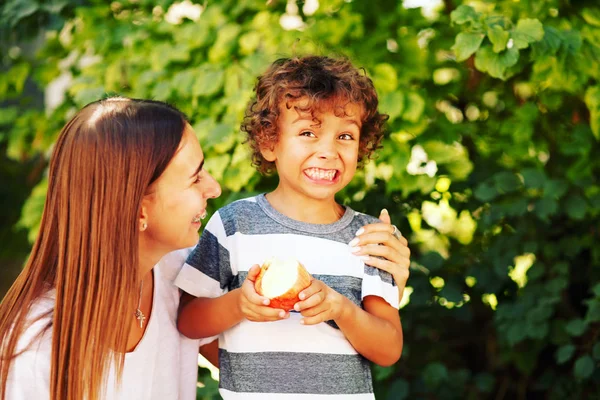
[349,209,411,300]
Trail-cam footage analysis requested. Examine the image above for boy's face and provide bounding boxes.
[261,98,361,203]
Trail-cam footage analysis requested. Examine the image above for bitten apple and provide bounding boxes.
[254,258,312,311]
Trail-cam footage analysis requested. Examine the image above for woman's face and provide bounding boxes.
[141,124,221,254]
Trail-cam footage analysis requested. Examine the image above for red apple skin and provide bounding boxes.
[254,259,312,311]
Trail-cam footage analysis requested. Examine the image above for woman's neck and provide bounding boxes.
[266,189,344,224]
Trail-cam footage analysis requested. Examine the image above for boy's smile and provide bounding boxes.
[260,97,362,220]
[304,167,339,183]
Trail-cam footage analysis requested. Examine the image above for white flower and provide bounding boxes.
[407,144,438,177]
[165,0,203,25]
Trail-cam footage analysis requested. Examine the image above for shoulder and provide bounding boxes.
[349,208,381,226]
[217,195,262,219]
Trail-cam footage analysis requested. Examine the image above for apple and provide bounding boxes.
[254,258,312,311]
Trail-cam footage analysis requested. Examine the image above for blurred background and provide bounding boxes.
[1,0,599,398]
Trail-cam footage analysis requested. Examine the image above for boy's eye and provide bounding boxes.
[338,133,355,140]
[193,173,202,184]
[299,131,315,137]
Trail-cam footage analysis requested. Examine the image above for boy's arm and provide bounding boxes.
[178,290,244,339]
[199,340,220,368]
[177,265,288,339]
[337,296,402,366]
[295,283,402,366]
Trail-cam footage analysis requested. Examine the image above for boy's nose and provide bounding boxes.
[316,139,338,159]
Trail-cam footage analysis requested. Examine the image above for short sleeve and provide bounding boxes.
[6,322,52,399]
[362,265,400,309]
[174,211,233,298]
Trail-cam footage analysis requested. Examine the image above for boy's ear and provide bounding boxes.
[259,142,277,162]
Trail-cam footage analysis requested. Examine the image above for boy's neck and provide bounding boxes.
[265,189,345,224]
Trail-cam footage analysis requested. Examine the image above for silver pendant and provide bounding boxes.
[135,308,146,328]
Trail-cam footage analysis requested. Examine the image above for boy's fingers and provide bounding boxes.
[294,290,326,311]
[243,304,288,321]
[242,280,270,306]
[299,302,327,317]
[297,280,323,301]
[245,264,262,282]
[301,311,328,325]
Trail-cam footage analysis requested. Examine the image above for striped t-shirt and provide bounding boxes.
[175,194,399,399]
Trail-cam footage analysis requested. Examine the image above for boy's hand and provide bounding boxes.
[293,280,349,325]
[238,264,289,322]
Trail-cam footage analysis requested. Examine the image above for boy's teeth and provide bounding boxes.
[306,168,336,181]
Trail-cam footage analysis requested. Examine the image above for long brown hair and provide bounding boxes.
[0,97,187,400]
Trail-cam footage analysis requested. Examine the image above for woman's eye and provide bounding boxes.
[193,174,202,184]
[339,133,354,140]
[300,131,315,137]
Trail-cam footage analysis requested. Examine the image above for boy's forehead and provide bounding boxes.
[280,96,364,120]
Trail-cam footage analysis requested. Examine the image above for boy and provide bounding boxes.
[175,56,404,399]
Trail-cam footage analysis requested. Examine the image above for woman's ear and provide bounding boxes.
[139,202,149,232]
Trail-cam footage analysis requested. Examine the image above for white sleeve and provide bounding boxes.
[6,329,52,399]
[174,212,232,298]
[362,265,400,309]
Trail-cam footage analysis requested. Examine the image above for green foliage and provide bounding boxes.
[1,0,600,399]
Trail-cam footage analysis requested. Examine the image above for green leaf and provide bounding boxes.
[151,81,172,100]
[534,197,558,220]
[521,168,546,189]
[584,86,600,140]
[511,18,544,49]
[402,93,425,123]
[379,91,405,122]
[372,63,398,93]
[474,45,519,80]
[422,362,449,387]
[452,32,485,61]
[556,344,576,364]
[544,179,568,199]
[582,8,600,27]
[592,283,600,298]
[386,378,409,400]
[585,299,600,323]
[531,27,562,58]
[474,182,498,202]
[474,373,495,393]
[493,171,522,193]
[450,5,479,25]
[192,68,225,97]
[574,355,595,380]
[565,194,587,220]
[488,25,510,53]
[593,343,600,360]
[565,319,587,337]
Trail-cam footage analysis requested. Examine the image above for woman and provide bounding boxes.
[0,97,409,400]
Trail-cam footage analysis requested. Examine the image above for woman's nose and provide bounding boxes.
[204,172,222,199]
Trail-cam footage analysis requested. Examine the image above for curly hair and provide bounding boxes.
[241,55,389,175]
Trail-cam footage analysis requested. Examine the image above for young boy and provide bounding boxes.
[175,56,404,399]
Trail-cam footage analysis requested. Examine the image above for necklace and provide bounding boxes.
[134,278,146,328]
